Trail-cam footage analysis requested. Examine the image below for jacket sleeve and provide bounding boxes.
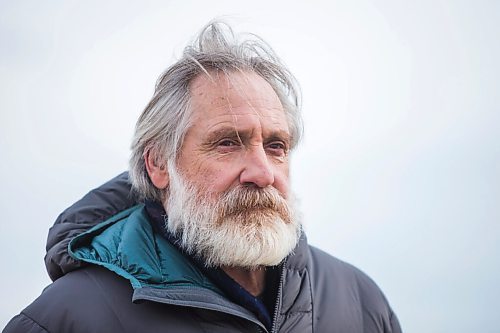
[44,172,138,281]
[3,313,48,333]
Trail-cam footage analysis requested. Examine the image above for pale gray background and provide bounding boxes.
[1,1,499,332]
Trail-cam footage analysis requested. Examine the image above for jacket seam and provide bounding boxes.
[20,311,50,333]
[282,310,312,316]
[306,266,314,333]
[389,309,400,332]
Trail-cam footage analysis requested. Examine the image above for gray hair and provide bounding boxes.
[129,21,303,201]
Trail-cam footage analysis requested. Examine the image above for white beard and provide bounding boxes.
[164,162,302,269]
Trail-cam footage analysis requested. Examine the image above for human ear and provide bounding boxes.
[144,150,169,189]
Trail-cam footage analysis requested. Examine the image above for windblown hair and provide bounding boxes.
[129,21,303,201]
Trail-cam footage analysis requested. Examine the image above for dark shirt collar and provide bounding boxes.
[144,200,278,331]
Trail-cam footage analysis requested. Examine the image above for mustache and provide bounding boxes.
[214,186,292,223]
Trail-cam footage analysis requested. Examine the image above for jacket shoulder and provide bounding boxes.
[307,246,401,332]
[309,245,385,297]
[5,266,132,333]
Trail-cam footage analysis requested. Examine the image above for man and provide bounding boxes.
[5,22,401,332]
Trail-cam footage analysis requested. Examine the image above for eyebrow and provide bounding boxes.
[204,127,291,145]
[204,128,246,144]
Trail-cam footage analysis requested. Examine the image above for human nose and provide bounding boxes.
[239,146,275,188]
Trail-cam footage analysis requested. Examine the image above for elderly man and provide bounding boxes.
[5,23,401,332]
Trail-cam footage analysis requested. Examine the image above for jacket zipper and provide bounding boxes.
[270,258,287,333]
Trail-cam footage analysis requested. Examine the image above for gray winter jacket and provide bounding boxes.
[4,172,402,333]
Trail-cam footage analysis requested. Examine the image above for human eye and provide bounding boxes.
[266,141,288,157]
[215,137,242,153]
[218,139,239,147]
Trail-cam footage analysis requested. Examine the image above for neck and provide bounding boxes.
[222,266,266,296]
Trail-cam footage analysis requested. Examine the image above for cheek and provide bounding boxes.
[189,163,241,194]
[178,152,216,186]
[209,166,241,192]
[276,176,290,198]
[272,164,290,197]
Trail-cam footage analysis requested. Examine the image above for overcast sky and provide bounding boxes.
[1,1,499,331]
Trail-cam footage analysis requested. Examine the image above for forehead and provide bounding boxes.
[188,71,288,131]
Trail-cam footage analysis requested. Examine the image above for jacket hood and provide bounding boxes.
[68,204,224,294]
[45,172,137,281]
